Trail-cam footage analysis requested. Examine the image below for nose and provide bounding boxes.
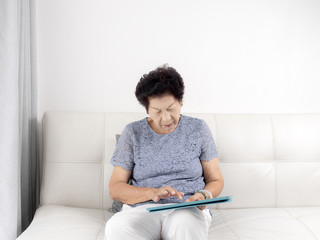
[161,111,171,123]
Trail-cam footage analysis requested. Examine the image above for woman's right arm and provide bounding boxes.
[109,166,184,205]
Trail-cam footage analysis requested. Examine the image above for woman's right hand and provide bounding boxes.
[110,167,185,205]
[151,185,184,202]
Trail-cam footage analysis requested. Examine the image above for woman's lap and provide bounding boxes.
[105,204,212,240]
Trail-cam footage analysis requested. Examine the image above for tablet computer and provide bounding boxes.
[146,195,232,213]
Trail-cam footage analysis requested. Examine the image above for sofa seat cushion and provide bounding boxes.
[18,206,320,240]
[17,205,113,240]
[210,207,320,240]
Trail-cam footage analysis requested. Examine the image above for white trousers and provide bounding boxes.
[105,203,212,240]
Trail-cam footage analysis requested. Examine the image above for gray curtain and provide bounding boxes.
[0,0,38,239]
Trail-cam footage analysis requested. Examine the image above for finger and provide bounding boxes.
[197,205,206,211]
[189,195,198,202]
[165,186,179,196]
[152,188,168,202]
[194,192,206,201]
[164,186,184,200]
[160,189,170,198]
[164,186,175,196]
[178,192,185,199]
[184,193,202,203]
[184,196,195,203]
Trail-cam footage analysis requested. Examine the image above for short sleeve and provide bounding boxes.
[199,120,219,161]
[110,125,134,170]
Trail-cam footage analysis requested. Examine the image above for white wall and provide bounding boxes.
[36,0,320,119]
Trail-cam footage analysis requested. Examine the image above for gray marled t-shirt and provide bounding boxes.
[110,114,218,206]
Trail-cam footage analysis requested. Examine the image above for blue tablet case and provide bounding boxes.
[146,195,232,212]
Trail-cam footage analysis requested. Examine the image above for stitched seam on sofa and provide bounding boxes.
[269,115,276,163]
[215,215,295,226]
[46,161,102,163]
[94,221,106,240]
[219,206,287,210]
[101,113,106,212]
[276,159,320,162]
[217,209,241,240]
[274,161,278,207]
[295,218,320,240]
[101,161,104,211]
[282,208,319,240]
[269,115,278,208]
[216,207,292,225]
[218,160,320,162]
[281,213,320,218]
[33,205,106,221]
[218,160,276,163]
[32,215,105,224]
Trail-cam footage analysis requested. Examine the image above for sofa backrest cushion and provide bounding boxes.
[40,112,320,209]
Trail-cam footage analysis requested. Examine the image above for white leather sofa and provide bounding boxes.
[17,111,320,240]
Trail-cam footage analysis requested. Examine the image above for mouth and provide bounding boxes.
[164,123,173,128]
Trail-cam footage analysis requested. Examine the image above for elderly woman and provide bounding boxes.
[105,65,224,240]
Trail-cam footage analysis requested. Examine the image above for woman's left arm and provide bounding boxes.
[201,157,224,198]
[185,157,224,210]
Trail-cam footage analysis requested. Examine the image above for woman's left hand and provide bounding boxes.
[184,192,207,211]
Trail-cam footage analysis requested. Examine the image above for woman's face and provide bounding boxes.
[147,94,183,135]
